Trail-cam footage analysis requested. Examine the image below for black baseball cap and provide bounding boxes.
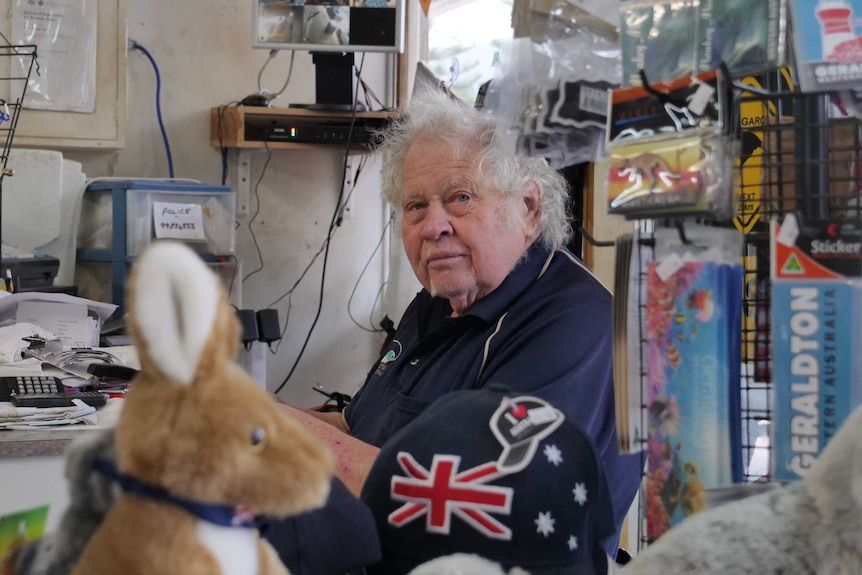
[360,386,617,574]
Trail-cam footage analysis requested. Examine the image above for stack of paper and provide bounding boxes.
[0,292,116,348]
[0,399,98,429]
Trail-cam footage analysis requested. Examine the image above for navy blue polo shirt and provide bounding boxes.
[345,241,643,546]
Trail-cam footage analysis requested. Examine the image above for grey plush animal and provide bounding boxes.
[8,429,118,575]
[622,402,862,575]
[407,553,531,575]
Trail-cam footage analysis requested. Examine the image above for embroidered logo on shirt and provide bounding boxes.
[388,452,514,539]
[375,340,402,376]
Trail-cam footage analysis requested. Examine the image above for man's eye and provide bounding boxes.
[405,202,426,212]
[451,192,470,203]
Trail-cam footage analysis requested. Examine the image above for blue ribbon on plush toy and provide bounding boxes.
[93,457,273,531]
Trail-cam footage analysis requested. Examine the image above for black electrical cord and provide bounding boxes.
[241,137,272,283]
[580,224,616,247]
[274,53,367,396]
[335,155,367,227]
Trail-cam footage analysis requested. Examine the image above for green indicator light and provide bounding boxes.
[290,127,297,138]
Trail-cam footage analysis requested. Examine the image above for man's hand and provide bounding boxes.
[277,403,379,497]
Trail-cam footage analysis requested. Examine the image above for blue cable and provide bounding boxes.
[130,41,175,178]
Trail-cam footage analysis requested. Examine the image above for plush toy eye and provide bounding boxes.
[250,427,267,453]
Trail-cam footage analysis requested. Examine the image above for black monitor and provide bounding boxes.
[252,0,405,111]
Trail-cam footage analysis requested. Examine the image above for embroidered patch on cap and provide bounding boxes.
[490,396,564,472]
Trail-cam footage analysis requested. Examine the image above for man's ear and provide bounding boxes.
[521,181,542,236]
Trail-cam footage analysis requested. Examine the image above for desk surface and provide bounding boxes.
[0,398,122,458]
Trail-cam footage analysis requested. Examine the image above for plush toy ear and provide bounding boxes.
[126,241,237,384]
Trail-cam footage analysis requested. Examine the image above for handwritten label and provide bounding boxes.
[153,202,206,241]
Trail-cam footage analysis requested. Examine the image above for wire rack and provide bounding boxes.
[737,88,862,483]
[0,43,38,246]
[629,88,862,548]
[0,44,37,183]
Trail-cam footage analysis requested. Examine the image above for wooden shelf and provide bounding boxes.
[210,106,396,151]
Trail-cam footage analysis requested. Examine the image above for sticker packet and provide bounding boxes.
[606,70,729,145]
[533,79,617,133]
[605,128,735,220]
[697,0,788,78]
[620,0,700,88]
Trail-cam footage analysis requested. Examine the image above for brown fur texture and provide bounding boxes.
[70,241,334,575]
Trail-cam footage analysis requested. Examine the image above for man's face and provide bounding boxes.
[400,138,540,316]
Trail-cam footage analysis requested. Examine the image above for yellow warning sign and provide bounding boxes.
[733,69,794,234]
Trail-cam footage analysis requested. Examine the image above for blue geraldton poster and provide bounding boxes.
[790,0,862,90]
[771,280,861,481]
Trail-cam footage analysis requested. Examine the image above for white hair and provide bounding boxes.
[375,91,572,250]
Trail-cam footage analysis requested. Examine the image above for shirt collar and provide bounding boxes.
[416,241,554,328]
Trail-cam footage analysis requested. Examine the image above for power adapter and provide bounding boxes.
[256,309,282,343]
[236,309,259,345]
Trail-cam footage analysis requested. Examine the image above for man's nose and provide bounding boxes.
[420,202,453,240]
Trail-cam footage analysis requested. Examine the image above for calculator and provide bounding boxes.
[0,376,107,408]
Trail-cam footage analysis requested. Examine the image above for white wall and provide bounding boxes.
[62,0,410,407]
[0,456,67,531]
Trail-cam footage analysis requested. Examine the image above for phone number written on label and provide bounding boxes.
[159,222,198,231]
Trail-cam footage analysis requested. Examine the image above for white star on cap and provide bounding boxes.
[535,511,555,537]
[543,444,563,466]
[568,535,578,551]
[573,482,588,506]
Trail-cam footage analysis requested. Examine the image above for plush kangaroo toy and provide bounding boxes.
[69,240,335,575]
[621,401,862,575]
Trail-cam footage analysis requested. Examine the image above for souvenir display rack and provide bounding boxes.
[736,88,861,482]
[628,88,862,548]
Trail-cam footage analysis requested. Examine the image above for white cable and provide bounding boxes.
[255,49,296,101]
[256,49,279,93]
[271,50,296,99]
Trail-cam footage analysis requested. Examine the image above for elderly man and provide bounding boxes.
[280,90,642,557]
[16,91,639,575]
